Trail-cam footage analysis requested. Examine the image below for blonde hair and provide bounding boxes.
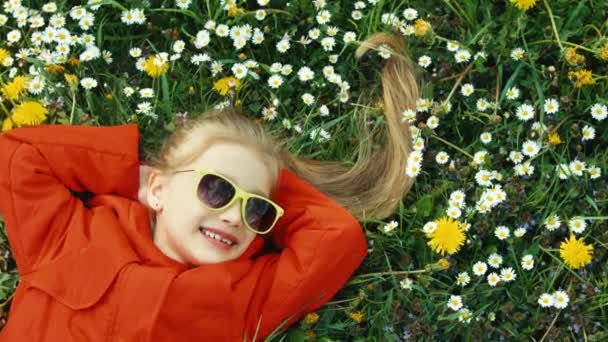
[144,31,419,222]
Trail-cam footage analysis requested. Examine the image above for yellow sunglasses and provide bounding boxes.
[173,168,284,235]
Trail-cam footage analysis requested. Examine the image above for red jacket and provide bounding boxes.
[0,124,368,341]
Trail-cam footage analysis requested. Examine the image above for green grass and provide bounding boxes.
[1,0,607,340]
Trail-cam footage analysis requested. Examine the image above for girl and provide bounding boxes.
[0,32,418,341]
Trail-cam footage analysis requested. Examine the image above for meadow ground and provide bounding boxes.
[0,0,607,341]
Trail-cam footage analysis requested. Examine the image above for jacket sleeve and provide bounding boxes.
[244,168,368,340]
[0,124,141,275]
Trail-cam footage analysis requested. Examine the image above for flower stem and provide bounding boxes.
[430,133,475,160]
[528,39,594,53]
[354,269,429,279]
[542,0,564,51]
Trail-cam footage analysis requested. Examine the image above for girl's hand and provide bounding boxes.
[138,164,154,209]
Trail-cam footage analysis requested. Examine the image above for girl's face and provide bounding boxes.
[147,142,273,266]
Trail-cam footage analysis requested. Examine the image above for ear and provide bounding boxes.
[147,169,167,211]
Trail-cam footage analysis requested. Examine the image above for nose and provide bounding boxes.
[219,198,244,228]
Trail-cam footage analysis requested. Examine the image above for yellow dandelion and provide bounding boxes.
[426,216,466,256]
[64,73,79,88]
[1,75,29,100]
[547,131,562,145]
[105,93,113,100]
[414,19,431,37]
[304,312,319,325]
[568,69,595,88]
[437,258,451,270]
[564,48,585,66]
[600,43,608,61]
[227,4,244,17]
[68,55,81,66]
[560,234,593,269]
[2,116,15,132]
[510,0,539,11]
[0,48,10,64]
[349,311,365,324]
[304,330,316,338]
[143,55,169,78]
[212,76,241,96]
[47,64,65,74]
[11,101,48,126]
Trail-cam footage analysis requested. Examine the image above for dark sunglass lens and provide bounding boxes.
[197,174,235,208]
[245,198,277,232]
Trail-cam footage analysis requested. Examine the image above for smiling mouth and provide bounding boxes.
[199,227,237,247]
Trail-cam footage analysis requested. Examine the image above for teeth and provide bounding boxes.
[202,229,233,246]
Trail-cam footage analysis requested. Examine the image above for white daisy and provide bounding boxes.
[301,93,315,106]
[521,255,534,270]
[494,226,510,240]
[399,277,413,290]
[316,10,331,24]
[422,221,438,234]
[569,159,586,176]
[435,151,449,165]
[510,48,525,60]
[343,31,357,44]
[587,165,601,179]
[27,76,45,95]
[405,161,421,177]
[123,87,135,97]
[544,215,560,231]
[231,63,248,79]
[505,86,520,100]
[544,98,559,114]
[460,83,474,97]
[476,98,490,112]
[281,64,293,76]
[139,88,154,98]
[267,75,283,89]
[500,267,516,282]
[472,261,488,276]
[321,37,335,51]
[176,0,192,9]
[487,272,500,286]
[418,55,431,68]
[454,49,471,63]
[403,8,418,21]
[480,132,492,144]
[552,290,569,309]
[509,151,524,164]
[351,10,363,20]
[581,125,595,141]
[568,217,586,234]
[276,39,290,53]
[589,103,607,121]
[382,220,398,234]
[456,272,470,286]
[488,253,503,268]
[458,308,472,323]
[297,66,314,82]
[80,77,97,89]
[515,104,535,121]
[521,140,540,157]
[514,227,526,237]
[255,9,266,21]
[538,293,554,308]
[448,295,463,311]
[426,115,439,129]
[446,41,459,52]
